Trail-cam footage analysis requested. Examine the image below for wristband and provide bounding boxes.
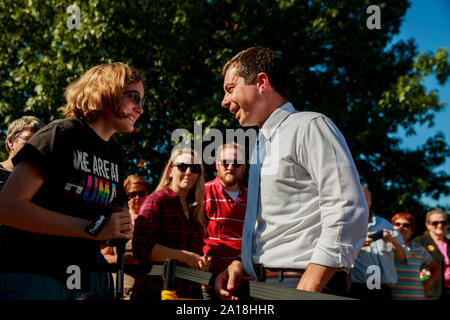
[84,206,112,237]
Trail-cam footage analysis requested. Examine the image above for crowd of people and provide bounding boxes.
[0,47,448,301]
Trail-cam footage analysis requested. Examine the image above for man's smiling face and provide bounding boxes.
[221,66,261,127]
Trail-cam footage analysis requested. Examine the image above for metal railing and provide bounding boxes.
[113,259,355,300]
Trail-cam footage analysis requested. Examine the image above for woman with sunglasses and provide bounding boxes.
[101,174,151,299]
[413,210,450,299]
[132,147,211,300]
[0,62,142,300]
[124,175,151,218]
[390,212,441,300]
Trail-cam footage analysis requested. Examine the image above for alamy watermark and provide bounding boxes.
[65,263,384,292]
[67,4,81,30]
[66,265,81,290]
[366,5,381,30]
[171,121,280,175]
[366,265,381,289]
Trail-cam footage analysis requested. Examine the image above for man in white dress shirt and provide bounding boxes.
[215,46,369,299]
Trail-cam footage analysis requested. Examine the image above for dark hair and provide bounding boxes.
[222,46,290,99]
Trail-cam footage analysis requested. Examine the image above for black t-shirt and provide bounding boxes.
[0,164,11,245]
[0,118,125,278]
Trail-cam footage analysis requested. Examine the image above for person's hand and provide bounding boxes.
[363,233,374,246]
[182,251,209,270]
[423,279,433,293]
[215,260,244,300]
[124,252,139,265]
[198,255,212,272]
[382,229,394,243]
[97,210,133,241]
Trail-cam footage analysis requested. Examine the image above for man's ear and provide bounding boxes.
[256,72,270,92]
[6,138,14,154]
[215,161,220,172]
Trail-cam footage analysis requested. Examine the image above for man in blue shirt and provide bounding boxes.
[348,185,406,300]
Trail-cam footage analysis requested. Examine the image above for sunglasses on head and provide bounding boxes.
[430,220,447,227]
[124,90,145,108]
[127,191,148,199]
[172,163,202,174]
[393,222,411,228]
[219,160,244,168]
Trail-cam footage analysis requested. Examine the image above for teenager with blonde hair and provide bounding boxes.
[0,62,143,299]
[132,147,211,300]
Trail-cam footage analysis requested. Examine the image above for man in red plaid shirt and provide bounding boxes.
[203,143,247,275]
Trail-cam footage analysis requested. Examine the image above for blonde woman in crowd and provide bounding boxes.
[132,147,211,300]
[413,209,450,299]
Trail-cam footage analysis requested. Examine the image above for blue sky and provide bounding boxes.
[390,0,450,208]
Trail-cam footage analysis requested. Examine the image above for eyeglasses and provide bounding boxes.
[127,191,148,199]
[219,160,244,168]
[393,222,411,228]
[124,90,145,108]
[172,163,202,174]
[430,220,447,227]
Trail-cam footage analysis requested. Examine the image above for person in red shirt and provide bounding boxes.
[203,142,247,275]
[132,147,211,300]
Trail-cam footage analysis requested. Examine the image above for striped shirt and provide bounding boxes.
[392,242,433,300]
[202,177,247,274]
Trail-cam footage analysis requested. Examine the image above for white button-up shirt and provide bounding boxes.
[252,102,368,269]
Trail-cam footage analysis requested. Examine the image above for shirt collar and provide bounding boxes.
[213,176,225,193]
[260,102,297,141]
[213,176,246,194]
[368,213,376,228]
[163,186,178,199]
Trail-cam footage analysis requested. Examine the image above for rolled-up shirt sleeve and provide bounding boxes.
[132,193,162,263]
[301,116,368,268]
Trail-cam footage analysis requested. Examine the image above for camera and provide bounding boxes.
[368,229,384,241]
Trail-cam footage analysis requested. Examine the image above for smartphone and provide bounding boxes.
[369,229,384,241]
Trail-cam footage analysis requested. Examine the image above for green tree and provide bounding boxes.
[1,0,448,229]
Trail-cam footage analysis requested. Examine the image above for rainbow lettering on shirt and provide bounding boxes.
[82,175,116,205]
[64,150,119,205]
